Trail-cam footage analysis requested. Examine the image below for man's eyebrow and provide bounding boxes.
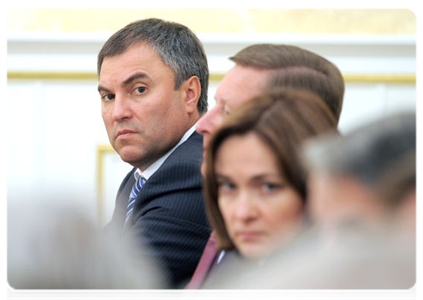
[97,72,150,94]
[98,85,110,94]
[122,72,150,87]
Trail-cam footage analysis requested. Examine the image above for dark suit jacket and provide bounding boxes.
[105,132,211,288]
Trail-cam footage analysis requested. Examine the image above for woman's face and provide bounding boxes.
[215,133,304,258]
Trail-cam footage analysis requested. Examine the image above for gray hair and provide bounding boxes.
[97,18,209,114]
[304,112,416,204]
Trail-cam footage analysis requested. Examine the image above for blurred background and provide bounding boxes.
[6,9,416,227]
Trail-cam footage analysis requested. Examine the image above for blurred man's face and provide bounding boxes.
[195,64,271,173]
[307,173,345,228]
[308,172,385,232]
[394,188,416,240]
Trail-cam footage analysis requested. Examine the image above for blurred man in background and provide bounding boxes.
[188,43,345,288]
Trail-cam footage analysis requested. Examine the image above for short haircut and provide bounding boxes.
[303,111,416,207]
[230,44,345,124]
[97,18,209,114]
[204,88,338,250]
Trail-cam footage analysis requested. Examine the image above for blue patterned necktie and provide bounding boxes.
[125,175,146,225]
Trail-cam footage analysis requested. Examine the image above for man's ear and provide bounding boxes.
[181,76,201,114]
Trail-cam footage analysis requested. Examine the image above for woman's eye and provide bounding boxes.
[218,181,236,192]
[261,182,282,193]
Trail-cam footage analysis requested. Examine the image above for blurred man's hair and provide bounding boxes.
[231,44,345,124]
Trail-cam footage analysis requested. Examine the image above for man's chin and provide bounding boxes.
[117,148,141,165]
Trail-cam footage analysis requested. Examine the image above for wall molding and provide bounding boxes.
[8,33,416,75]
[96,144,114,225]
[7,71,416,84]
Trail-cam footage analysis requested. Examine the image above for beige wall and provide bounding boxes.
[8,9,415,35]
[7,8,416,226]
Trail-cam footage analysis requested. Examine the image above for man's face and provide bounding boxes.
[99,43,192,170]
[196,65,271,165]
[308,172,384,231]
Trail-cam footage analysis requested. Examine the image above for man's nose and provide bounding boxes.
[112,95,133,121]
[196,105,223,138]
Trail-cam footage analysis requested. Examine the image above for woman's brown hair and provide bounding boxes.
[204,88,338,250]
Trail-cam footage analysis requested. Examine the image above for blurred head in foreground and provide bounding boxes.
[204,88,337,258]
[8,201,162,289]
[303,111,416,238]
[202,231,420,300]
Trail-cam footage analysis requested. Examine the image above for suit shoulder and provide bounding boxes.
[146,132,203,189]
[167,131,203,164]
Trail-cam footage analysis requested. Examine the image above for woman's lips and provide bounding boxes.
[235,231,265,241]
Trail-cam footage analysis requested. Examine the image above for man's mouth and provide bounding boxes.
[116,129,136,139]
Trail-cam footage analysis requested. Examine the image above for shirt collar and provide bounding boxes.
[134,124,197,180]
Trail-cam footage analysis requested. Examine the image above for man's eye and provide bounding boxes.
[134,86,146,95]
[102,94,115,101]
[222,105,231,117]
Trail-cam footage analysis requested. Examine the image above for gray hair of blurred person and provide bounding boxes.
[97,18,209,115]
[230,44,345,124]
[303,111,416,208]
[8,201,162,289]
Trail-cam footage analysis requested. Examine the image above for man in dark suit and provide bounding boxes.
[97,18,211,288]
[188,44,345,288]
